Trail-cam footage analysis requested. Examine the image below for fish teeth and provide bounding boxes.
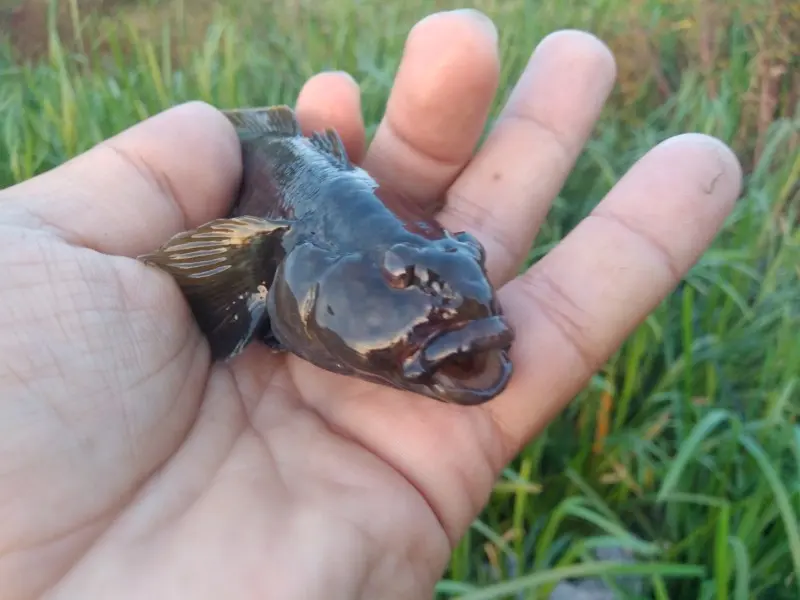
[431,281,442,294]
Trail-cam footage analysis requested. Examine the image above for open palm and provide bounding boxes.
[0,11,741,600]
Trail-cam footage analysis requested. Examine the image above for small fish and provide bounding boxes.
[138,105,514,405]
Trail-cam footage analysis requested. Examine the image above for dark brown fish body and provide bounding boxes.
[139,106,514,404]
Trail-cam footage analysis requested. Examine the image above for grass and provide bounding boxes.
[1,0,798,598]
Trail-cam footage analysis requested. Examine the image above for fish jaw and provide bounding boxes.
[398,315,515,404]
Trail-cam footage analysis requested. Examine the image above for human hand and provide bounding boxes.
[0,10,742,600]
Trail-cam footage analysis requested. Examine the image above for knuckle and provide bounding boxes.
[442,189,520,272]
[590,210,683,281]
[516,267,603,372]
[502,111,573,168]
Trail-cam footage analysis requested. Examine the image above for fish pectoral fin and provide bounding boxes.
[221,105,301,141]
[258,325,286,352]
[137,215,292,361]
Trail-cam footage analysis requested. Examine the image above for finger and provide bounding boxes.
[362,9,499,213]
[487,134,743,459]
[0,101,242,257]
[439,30,617,287]
[295,70,367,164]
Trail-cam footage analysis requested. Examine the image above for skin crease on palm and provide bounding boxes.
[0,9,743,600]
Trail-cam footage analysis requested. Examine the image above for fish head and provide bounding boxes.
[269,232,514,405]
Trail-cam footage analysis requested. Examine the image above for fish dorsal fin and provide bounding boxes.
[309,129,352,169]
[222,104,378,189]
[222,105,301,140]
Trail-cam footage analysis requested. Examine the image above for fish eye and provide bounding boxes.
[382,249,414,289]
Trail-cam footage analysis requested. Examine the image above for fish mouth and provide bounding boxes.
[404,316,514,405]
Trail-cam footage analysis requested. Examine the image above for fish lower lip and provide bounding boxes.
[431,348,513,405]
[402,316,514,404]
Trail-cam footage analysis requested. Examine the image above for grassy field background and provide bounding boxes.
[1,0,799,598]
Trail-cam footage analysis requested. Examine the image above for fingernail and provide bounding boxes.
[413,8,498,45]
[447,8,498,43]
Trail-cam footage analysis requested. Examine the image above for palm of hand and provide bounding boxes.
[2,229,465,598]
[0,11,741,600]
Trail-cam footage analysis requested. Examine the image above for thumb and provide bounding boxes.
[0,101,242,258]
